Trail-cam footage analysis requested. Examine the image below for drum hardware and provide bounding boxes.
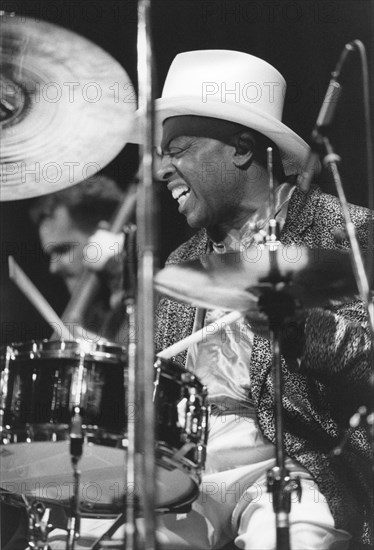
[136,0,158,547]
[122,224,138,550]
[153,358,208,487]
[89,512,128,550]
[258,283,303,550]
[0,339,209,548]
[0,346,11,443]
[22,494,53,550]
[66,404,84,550]
[260,148,301,550]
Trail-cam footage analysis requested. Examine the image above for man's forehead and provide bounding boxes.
[161,115,247,151]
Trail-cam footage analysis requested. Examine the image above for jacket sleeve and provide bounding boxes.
[300,300,373,388]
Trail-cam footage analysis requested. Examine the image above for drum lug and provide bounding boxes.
[196,443,207,470]
[201,404,210,445]
[0,421,11,444]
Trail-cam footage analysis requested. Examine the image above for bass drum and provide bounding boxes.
[0,341,208,515]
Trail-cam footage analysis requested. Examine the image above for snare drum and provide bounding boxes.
[0,340,128,516]
[0,339,126,443]
[0,341,208,514]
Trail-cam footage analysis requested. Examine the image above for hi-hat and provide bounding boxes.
[0,13,136,201]
[155,245,359,314]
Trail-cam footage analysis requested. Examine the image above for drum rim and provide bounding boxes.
[154,357,204,389]
[1,339,127,364]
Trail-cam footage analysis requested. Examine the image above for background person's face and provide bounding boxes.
[39,205,91,294]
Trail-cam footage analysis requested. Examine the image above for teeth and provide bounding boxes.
[171,184,190,200]
[178,192,190,207]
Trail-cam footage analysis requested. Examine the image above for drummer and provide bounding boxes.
[152,50,373,549]
[20,50,372,550]
[30,173,131,344]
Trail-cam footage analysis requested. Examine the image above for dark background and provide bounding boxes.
[1,0,373,345]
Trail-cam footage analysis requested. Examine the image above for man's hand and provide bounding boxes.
[83,228,124,272]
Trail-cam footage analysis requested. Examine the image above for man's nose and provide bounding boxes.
[49,257,61,275]
[156,154,175,182]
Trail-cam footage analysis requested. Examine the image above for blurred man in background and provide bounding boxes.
[30,173,133,344]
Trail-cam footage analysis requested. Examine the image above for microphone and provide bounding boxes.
[313,41,356,135]
[298,41,357,193]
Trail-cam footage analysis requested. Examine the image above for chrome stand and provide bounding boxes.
[135,0,157,549]
[262,149,302,549]
[66,406,84,550]
[259,279,302,550]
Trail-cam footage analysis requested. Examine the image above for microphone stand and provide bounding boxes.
[300,41,374,457]
[300,40,374,336]
[317,133,374,335]
[262,149,302,550]
[316,133,374,459]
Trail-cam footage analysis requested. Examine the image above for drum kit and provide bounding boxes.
[0,8,210,549]
[1,6,373,550]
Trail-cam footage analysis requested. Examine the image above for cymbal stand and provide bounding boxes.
[260,281,302,550]
[89,226,139,550]
[66,353,86,550]
[136,0,157,549]
[124,224,138,550]
[262,149,302,550]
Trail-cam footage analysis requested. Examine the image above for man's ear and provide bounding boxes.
[232,131,255,168]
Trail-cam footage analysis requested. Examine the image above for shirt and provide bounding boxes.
[186,183,296,413]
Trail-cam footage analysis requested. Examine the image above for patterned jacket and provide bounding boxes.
[155,185,374,549]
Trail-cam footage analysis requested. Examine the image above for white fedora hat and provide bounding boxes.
[133,50,313,176]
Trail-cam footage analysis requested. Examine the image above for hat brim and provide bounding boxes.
[131,96,316,176]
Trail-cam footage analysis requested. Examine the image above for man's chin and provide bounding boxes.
[185,210,207,230]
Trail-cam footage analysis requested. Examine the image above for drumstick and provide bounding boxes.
[157,310,243,360]
[8,256,74,341]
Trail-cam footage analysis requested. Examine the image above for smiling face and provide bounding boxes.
[157,135,267,237]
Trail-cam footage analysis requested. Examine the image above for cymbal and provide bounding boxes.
[154,245,359,314]
[0,13,136,201]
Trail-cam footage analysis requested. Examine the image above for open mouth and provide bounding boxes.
[171,184,191,207]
